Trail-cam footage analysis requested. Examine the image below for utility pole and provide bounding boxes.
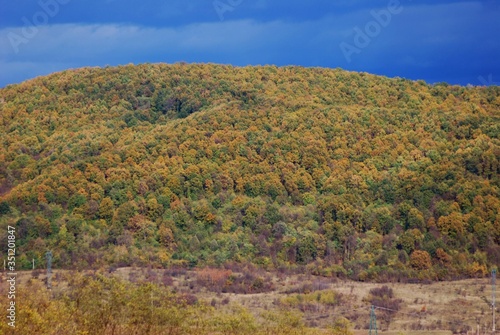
[46,251,53,289]
[493,269,497,333]
[369,305,378,335]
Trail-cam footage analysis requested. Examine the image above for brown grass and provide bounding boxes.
[5,268,496,334]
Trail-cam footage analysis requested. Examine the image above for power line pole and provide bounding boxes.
[46,251,53,289]
[493,269,496,333]
[369,305,378,335]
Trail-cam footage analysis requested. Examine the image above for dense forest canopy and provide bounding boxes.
[0,63,499,280]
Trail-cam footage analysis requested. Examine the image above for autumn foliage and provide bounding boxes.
[0,63,499,280]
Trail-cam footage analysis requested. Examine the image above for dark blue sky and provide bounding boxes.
[0,0,499,87]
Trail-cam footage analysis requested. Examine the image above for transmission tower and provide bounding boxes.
[493,269,497,333]
[369,305,378,335]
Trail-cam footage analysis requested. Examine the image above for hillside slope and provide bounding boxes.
[0,63,499,279]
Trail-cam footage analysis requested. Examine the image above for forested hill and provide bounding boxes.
[1,63,499,280]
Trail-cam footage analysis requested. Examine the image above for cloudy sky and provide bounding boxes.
[0,0,499,87]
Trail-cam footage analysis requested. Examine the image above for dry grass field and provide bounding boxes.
[4,267,497,334]
[112,267,498,334]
